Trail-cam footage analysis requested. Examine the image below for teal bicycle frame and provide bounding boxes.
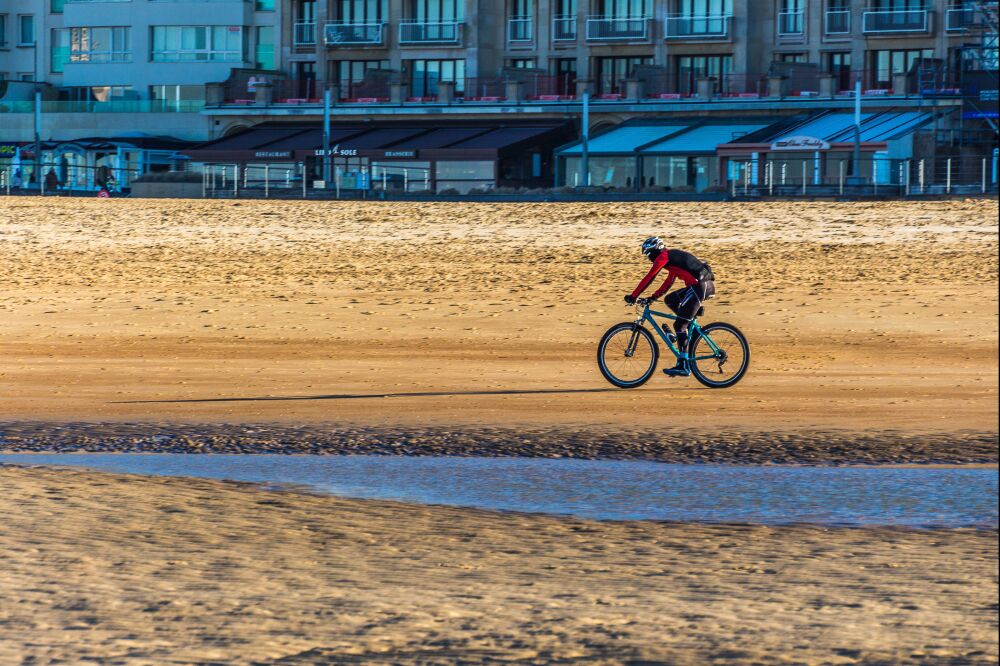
[635,303,724,362]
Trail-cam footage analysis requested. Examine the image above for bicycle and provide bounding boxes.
[597,298,750,389]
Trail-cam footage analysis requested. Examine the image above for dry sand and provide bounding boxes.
[0,197,997,453]
[1,464,996,665]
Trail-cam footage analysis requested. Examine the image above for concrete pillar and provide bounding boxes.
[892,72,910,96]
[767,75,786,99]
[818,74,835,98]
[625,78,644,101]
[205,83,225,106]
[390,81,408,104]
[254,82,274,106]
[696,76,715,99]
[437,81,455,104]
[575,78,594,100]
[504,79,524,102]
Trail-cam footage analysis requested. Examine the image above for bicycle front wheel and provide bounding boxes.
[690,322,750,389]
[597,323,659,388]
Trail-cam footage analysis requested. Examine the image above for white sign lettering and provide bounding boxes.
[770,135,831,151]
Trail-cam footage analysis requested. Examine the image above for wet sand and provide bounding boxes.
[1,464,996,665]
[0,198,997,458]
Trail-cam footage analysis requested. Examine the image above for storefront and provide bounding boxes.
[184,122,574,193]
[716,110,939,186]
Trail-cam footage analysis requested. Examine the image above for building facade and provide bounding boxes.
[1,0,997,189]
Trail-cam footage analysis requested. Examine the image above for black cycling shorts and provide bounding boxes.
[664,280,715,321]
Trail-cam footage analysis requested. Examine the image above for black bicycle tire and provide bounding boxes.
[597,323,659,389]
[689,322,750,389]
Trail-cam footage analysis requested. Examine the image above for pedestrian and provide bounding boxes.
[12,169,23,189]
[45,168,59,192]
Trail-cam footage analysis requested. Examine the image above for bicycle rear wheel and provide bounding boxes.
[689,322,750,389]
[598,323,659,388]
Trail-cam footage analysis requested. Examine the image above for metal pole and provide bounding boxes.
[946,158,951,194]
[983,158,988,194]
[898,161,903,195]
[323,87,332,184]
[918,159,924,193]
[581,91,590,186]
[905,159,911,195]
[382,167,387,191]
[243,166,248,188]
[234,165,238,197]
[286,169,291,187]
[302,163,307,198]
[873,159,878,195]
[335,167,341,199]
[264,163,269,198]
[839,160,844,195]
[768,161,773,195]
[34,90,42,192]
[202,169,207,198]
[781,162,786,185]
[852,79,861,176]
[404,168,408,193]
[801,160,806,194]
[743,161,749,195]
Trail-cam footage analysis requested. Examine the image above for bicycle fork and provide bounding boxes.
[625,323,642,357]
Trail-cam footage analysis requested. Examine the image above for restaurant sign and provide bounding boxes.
[770,136,831,151]
[0,143,19,158]
[254,150,292,159]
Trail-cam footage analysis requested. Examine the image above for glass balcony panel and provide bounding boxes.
[552,15,577,40]
[777,10,803,35]
[825,9,851,33]
[398,20,460,44]
[294,20,316,44]
[862,10,929,33]
[324,22,384,45]
[664,14,730,39]
[585,16,649,41]
[507,17,533,42]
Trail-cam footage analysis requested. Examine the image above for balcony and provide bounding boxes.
[398,20,462,44]
[825,9,851,34]
[324,22,385,46]
[585,16,650,41]
[946,6,984,30]
[664,14,730,39]
[777,10,804,36]
[862,10,930,33]
[507,16,533,44]
[552,15,577,41]
[294,20,316,45]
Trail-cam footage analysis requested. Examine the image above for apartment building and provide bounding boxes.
[1,0,996,189]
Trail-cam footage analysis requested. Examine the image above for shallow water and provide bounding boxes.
[2,453,996,528]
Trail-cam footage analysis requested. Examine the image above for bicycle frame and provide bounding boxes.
[633,303,723,361]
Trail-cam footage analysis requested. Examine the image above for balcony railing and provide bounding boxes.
[324,22,384,45]
[777,10,804,35]
[294,20,316,45]
[946,6,978,30]
[507,16,533,43]
[585,15,650,41]
[552,14,577,41]
[398,20,461,44]
[664,14,731,39]
[825,9,851,34]
[862,10,929,33]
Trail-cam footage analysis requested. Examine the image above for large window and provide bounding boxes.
[826,51,851,90]
[51,28,70,72]
[255,26,274,69]
[0,15,6,47]
[18,15,35,46]
[675,54,732,94]
[410,0,464,21]
[596,0,650,16]
[409,58,465,97]
[867,48,932,87]
[335,59,389,97]
[675,0,729,16]
[151,26,244,62]
[778,0,803,34]
[595,55,652,94]
[553,58,577,95]
[435,161,494,194]
[69,27,131,63]
[336,0,387,21]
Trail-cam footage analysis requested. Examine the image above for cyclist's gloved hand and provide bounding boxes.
[624,295,636,305]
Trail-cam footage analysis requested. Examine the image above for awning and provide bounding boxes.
[720,110,939,152]
[184,121,574,162]
[641,122,773,155]
[557,124,692,156]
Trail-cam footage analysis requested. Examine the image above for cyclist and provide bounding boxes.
[624,237,715,377]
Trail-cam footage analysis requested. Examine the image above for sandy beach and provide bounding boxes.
[1,464,996,665]
[0,197,997,455]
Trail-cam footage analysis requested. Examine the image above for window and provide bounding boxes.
[256,0,274,10]
[18,15,35,46]
[409,58,465,96]
[57,85,133,101]
[335,59,390,97]
[19,72,33,81]
[776,52,807,63]
[0,15,7,47]
[152,26,244,62]
[51,28,70,72]
[596,0,650,16]
[553,58,577,95]
[507,58,536,68]
[825,51,851,90]
[778,0,803,34]
[337,0,387,21]
[595,55,652,94]
[676,0,730,16]
[410,0,464,22]
[70,27,131,63]
[51,0,65,13]
[675,54,732,94]
[255,26,274,69]
[825,0,850,33]
[867,48,932,87]
[435,161,494,194]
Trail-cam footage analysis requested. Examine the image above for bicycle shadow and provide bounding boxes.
[111,387,659,405]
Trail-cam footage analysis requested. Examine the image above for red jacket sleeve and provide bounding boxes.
[630,253,669,299]
[649,269,677,300]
